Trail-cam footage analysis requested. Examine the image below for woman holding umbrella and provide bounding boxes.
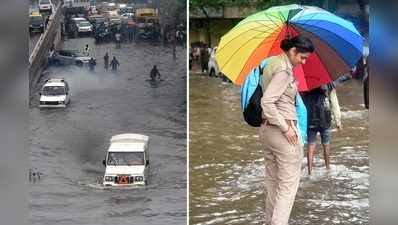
[215,5,364,224]
[259,35,314,225]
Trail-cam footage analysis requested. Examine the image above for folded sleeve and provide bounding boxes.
[261,70,290,132]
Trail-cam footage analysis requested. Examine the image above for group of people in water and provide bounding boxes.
[83,44,161,82]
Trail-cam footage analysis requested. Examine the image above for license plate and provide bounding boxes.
[117,175,129,184]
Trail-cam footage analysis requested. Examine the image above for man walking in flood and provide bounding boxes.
[200,46,209,73]
[110,56,120,72]
[104,53,109,71]
[115,32,121,48]
[150,65,161,81]
[88,57,96,72]
[302,83,342,175]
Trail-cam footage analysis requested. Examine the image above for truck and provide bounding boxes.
[135,8,159,40]
[63,0,90,15]
[102,134,150,187]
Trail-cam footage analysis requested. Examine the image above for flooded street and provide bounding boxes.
[29,38,186,225]
[189,75,369,225]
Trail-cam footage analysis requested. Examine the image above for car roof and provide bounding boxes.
[44,78,66,87]
[59,49,81,54]
[44,82,66,87]
[30,11,42,16]
[111,133,149,144]
[72,17,86,21]
[108,142,146,153]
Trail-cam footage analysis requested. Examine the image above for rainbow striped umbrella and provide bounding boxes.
[215,4,364,90]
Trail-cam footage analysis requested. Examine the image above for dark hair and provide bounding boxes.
[280,35,314,53]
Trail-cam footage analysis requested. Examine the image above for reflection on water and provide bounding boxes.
[189,75,369,225]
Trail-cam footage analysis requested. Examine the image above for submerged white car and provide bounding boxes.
[102,134,150,187]
[39,78,70,108]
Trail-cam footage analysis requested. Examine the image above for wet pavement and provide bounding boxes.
[189,74,369,225]
[29,38,187,225]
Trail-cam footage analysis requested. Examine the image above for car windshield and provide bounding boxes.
[61,50,84,57]
[42,86,65,96]
[30,16,43,23]
[79,21,91,26]
[95,17,105,22]
[40,0,50,4]
[107,152,145,166]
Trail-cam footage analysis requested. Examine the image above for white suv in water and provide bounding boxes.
[39,78,70,108]
[102,134,150,187]
[39,0,53,13]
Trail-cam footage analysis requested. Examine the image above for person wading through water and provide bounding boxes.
[104,53,109,71]
[150,65,161,81]
[302,83,342,175]
[110,56,120,72]
[259,35,314,225]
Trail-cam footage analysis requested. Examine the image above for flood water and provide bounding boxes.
[189,75,369,225]
[29,38,187,225]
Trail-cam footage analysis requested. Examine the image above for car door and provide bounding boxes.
[144,146,150,184]
[56,51,66,64]
[65,82,70,104]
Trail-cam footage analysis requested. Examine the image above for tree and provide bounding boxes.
[158,0,186,59]
[190,0,299,47]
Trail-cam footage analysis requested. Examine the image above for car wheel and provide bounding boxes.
[209,68,215,77]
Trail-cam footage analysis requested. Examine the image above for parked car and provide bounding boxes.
[29,12,44,34]
[102,134,150,187]
[71,17,92,35]
[120,13,134,19]
[94,24,113,43]
[53,49,93,66]
[39,0,53,13]
[39,78,70,108]
[77,20,93,33]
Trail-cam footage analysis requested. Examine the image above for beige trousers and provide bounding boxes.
[259,124,302,225]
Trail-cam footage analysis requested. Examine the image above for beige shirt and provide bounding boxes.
[329,88,342,127]
[261,53,297,132]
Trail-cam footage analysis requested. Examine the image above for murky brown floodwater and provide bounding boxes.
[189,74,368,225]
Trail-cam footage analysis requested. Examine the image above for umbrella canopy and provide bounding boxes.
[215,4,364,90]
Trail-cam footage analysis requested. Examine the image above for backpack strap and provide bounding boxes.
[258,65,264,75]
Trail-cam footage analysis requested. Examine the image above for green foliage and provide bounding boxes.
[190,0,304,11]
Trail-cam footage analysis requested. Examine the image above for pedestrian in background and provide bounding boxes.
[259,35,314,225]
[88,57,96,72]
[45,16,50,30]
[150,65,161,81]
[115,32,121,48]
[302,83,342,175]
[200,46,209,73]
[110,56,120,72]
[83,44,90,56]
[104,53,109,71]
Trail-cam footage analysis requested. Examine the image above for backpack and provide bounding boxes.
[241,58,308,144]
[304,88,332,129]
[241,63,266,127]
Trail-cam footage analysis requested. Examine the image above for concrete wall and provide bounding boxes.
[29,1,63,89]
[189,18,240,48]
